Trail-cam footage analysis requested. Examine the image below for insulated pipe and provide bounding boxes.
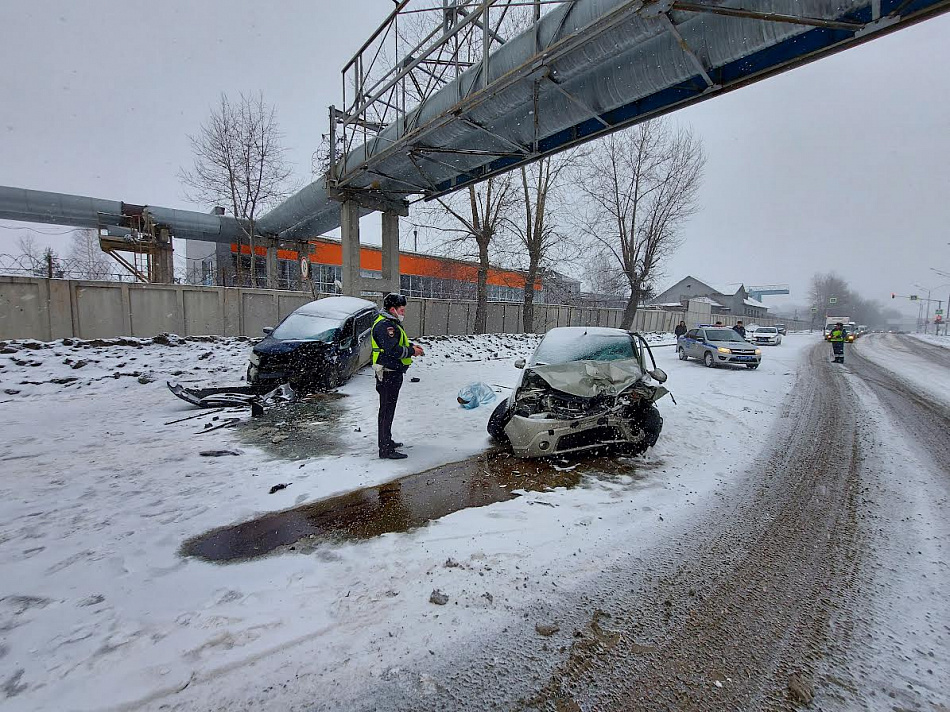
[0,186,124,228]
[0,186,248,244]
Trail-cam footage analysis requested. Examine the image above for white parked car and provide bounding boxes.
[751,326,782,346]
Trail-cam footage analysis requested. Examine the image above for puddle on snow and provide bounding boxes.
[182,450,656,563]
[233,393,350,460]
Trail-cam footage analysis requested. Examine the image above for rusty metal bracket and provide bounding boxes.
[326,186,410,216]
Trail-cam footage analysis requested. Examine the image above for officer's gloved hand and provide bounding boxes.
[412,345,424,357]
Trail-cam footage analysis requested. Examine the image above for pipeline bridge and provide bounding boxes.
[1,0,947,292]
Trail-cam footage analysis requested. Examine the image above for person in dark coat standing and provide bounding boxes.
[674,321,687,338]
[733,320,746,338]
[372,293,424,459]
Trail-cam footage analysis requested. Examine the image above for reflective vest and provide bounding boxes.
[829,328,845,342]
[372,314,412,367]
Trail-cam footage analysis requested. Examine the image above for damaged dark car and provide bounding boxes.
[246,296,378,392]
[487,327,669,458]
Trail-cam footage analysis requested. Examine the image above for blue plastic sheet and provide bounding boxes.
[457,382,497,409]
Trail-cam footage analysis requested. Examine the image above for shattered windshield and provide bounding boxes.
[271,314,339,342]
[532,332,636,365]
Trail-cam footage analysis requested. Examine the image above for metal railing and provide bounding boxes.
[329,0,567,191]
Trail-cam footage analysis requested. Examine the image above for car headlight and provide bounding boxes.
[754,349,762,355]
[249,352,261,366]
[717,347,732,354]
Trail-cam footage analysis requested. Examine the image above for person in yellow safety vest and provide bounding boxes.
[829,322,846,364]
[371,293,424,459]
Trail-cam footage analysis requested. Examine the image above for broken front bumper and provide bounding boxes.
[504,412,641,458]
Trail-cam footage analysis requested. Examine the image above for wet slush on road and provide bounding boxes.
[181,450,650,563]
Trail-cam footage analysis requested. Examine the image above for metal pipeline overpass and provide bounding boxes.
[1,0,948,289]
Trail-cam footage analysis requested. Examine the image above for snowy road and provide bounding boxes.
[1,332,948,711]
[361,337,950,711]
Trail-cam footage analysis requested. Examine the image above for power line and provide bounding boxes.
[0,224,90,236]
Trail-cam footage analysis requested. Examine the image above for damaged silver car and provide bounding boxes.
[487,327,669,458]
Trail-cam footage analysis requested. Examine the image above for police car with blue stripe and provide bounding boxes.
[676,325,761,369]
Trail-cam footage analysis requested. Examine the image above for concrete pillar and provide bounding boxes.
[265,239,279,289]
[341,200,362,297]
[152,229,175,284]
[381,211,400,294]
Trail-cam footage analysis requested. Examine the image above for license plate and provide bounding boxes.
[735,356,754,361]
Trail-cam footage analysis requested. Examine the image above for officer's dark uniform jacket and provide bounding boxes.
[371,312,415,373]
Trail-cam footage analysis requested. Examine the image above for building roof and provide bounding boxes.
[743,297,767,309]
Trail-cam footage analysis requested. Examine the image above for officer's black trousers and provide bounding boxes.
[376,370,404,453]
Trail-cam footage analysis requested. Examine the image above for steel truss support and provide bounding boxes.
[660,13,718,89]
[543,75,610,128]
[669,2,864,30]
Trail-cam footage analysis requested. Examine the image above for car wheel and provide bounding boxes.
[620,405,664,455]
[324,368,341,390]
[678,347,688,361]
[487,399,512,444]
[747,363,759,370]
[703,351,715,368]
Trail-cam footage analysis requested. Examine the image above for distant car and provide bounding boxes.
[774,323,787,335]
[751,326,783,346]
[677,327,762,369]
[247,296,378,392]
[487,327,669,458]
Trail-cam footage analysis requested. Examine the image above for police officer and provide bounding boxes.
[829,322,846,363]
[372,293,424,459]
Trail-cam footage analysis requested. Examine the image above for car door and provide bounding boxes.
[685,329,701,358]
[696,329,711,358]
[355,309,375,367]
[336,317,360,378]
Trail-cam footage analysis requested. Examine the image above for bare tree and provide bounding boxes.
[582,248,628,298]
[14,234,47,275]
[575,120,705,329]
[809,272,851,328]
[505,154,577,331]
[180,93,294,286]
[11,234,66,278]
[417,175,518,333]
[67,229,112,280]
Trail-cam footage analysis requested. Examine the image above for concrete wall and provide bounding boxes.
[0,276,807,341]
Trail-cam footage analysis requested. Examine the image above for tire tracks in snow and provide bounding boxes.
[368,341,869,711]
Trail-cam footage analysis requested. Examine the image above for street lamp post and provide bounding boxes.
[932,270,950,336]
[914,283,933,334]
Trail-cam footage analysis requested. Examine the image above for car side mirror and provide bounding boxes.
[514,358,526,369]
[648,368,668,384]
[262,327,274,335]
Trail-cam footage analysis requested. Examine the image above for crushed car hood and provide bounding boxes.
[529,359,646,398]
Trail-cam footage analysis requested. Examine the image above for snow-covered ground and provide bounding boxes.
[0,331,816,711]
[909,332,950,349]
[852,332,950,408]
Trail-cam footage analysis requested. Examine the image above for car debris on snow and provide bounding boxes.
[429,589,449,605]
[199,449,242,457]
[268,483,291,494]
[535,622,560,636]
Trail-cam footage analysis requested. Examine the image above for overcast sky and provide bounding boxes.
[1,1,948,318]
